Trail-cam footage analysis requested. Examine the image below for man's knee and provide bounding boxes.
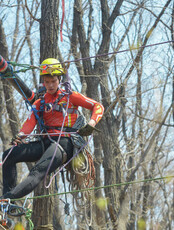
[29,164,45,180]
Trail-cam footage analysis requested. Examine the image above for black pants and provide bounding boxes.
[2,137,73,199]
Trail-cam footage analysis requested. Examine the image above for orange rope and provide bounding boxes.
[60,0,65,42]
[85,150,95,187]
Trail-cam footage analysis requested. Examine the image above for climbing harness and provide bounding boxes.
[0,199,34,230]
[0,200,25,217]
[0,199,11,228]
[0,199,24,229]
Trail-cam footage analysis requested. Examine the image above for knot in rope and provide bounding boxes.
[25,209,34,230]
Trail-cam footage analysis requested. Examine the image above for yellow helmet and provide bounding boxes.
[40,58,65,76]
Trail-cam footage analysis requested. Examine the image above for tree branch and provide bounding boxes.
[25,0,40,22]
[108,0,124,28]
[124,0,172,85]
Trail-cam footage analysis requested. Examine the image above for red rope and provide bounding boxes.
[60,0,65,42]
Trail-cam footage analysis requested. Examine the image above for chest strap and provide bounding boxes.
[53,104,78,114]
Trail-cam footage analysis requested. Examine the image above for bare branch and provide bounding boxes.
[24,0,40,22]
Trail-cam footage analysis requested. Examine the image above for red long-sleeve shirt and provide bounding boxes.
[20,89,104,136]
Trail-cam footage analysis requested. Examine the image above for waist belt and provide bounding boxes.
[45,126,78,132]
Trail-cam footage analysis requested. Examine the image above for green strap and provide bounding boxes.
[25,209,34,230]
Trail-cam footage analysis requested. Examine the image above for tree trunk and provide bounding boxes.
[32,1,61,229]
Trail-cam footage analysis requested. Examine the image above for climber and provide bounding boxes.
[1,58,104,199]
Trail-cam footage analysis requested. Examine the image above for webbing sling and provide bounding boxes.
[39,93,66,131]
[39,93,78,132]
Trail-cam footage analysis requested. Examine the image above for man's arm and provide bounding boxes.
[70,91,104,125]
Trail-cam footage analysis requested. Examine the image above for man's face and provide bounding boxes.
[43,75,60,95]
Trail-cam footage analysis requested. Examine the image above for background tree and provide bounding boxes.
[31,1,62,229]
[0,0,174,229]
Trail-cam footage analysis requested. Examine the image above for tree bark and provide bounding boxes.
[32,1,61,229]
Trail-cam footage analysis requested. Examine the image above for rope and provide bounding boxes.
[63,40,174,64]
[44,135,93,189]
[84,191,93,226]
[0,145,15,166]
[19,132,77,136]
[85,150,95,187]
[11,175,174,202]
[44,95,70,188]
[60,0,65,42]
[25,209,34,230]
[0,224,6,230]
[0,40,173,75]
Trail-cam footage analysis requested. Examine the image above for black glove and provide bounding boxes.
[77,124,101,136]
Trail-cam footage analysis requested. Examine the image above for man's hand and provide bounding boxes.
[88,119,96,127]
[10,132,26,146]
[77,120,101,136]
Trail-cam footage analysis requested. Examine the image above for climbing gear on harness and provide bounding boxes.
[60,170,70,215]
[0,199,15,229]
[39,92,66,132]
[44,103,53,113]
[0,199,11,229]
[77,124,101,136]
[0,199,26,217]
[40,58,65,76]
[7,204,26,217]
[0,216,14,230]
[0,201,26,217]
[0,199,34,230]
[55,170,73,225]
